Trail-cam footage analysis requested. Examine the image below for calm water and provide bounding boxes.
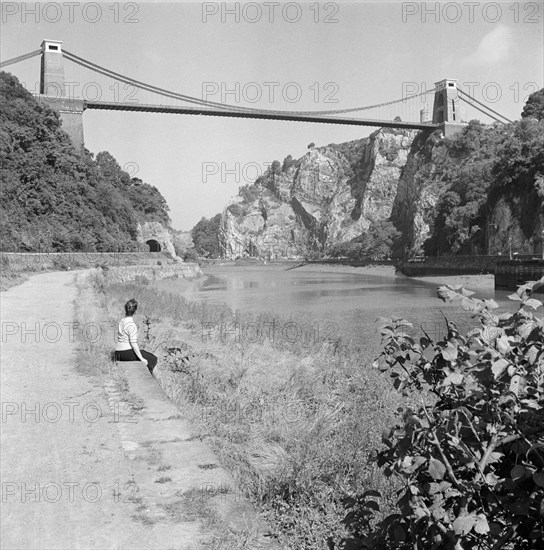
[156,265,522,356]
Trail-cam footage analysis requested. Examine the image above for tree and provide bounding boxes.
[282,154,297,172]
[422,121,505,256]
[359,221,400,260]
[521,88,544,121]
[328,221,400,261]
[239,184,259,203]
[191,214,222,258]
[347,221,400,260]
[486,118,544,241]
[271,160,282,175]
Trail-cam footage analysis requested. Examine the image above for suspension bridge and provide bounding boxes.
[1,39,513,150]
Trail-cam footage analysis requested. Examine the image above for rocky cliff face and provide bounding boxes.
[487,184,544,256]
[219,121,543,260]
[219,128,417,259]
[390,130,448,256]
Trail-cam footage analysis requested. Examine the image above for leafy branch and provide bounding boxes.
[341,277,544,550]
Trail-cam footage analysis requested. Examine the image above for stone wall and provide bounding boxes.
[400,255,539,277]
[102,263,202,284]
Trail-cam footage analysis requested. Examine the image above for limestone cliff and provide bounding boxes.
[390,130,448,256]
[219,128,417,259]
[219,122,543,260]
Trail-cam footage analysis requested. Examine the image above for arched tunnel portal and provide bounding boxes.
[146,239,162,252]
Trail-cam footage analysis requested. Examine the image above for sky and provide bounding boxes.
[2,1,543,231]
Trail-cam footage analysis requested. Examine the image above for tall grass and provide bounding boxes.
[98,269,406,549]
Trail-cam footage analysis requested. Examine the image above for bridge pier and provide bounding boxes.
[438,121,467,138]
[39,40,86,151]
[432,79,467,138]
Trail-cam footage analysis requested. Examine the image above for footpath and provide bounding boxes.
[0,271,281,549]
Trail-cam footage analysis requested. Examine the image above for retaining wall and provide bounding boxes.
[400,255,538,277]
[495,260,544,293]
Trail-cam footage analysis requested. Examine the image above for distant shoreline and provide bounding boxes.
[292,262,494,291]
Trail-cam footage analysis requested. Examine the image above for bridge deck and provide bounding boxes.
[84,100,440,130]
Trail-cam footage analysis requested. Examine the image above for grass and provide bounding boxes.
[198,464,219,470]
[132,512,157,526]
[90,266,409,550]
[161,488,220,526]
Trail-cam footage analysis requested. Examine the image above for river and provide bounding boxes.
[155,264,522,357]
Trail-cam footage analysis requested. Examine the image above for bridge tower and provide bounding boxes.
[39,39,85,151]
[432,79,466,137]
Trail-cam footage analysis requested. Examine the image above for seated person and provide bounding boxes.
[115,299,157,373]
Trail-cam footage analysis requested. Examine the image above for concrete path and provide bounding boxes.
[0,271,280,549]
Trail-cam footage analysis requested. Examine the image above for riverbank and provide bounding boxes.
[293,262,495,292]
[97,266,406,549]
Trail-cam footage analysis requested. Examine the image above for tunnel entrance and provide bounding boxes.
[146,239,161,252]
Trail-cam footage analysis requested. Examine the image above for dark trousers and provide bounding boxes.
[115,349,158,373]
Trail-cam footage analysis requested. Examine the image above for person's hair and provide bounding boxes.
[125,299,138,316]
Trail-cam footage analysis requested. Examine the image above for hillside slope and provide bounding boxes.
[0,72,171,252]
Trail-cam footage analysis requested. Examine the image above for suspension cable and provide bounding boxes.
[64,50,260,113]
[458,95,507,125]
[3,47,437,118]
[457,87,513,123]
[0,49,41,69]
[63,49,435,117]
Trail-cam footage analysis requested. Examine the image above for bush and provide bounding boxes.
[342,277,544,549]
[227,204,245,217]
[183,248,199,263]
[282,154,297,172]
[133,275,150,286]
[239,184,259,204]
[191,214,221,258]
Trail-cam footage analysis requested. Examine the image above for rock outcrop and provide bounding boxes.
[219,128,417,259]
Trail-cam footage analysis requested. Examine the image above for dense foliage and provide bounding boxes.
[342,278,544,549]
[0,72,170,251]
[239,183,260,204]
[522,88,544,121]
[423,121,502,255]
[329,221,400,261]
[191,213,222,258]
[333,97,544,260]
[423,115,544,256]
